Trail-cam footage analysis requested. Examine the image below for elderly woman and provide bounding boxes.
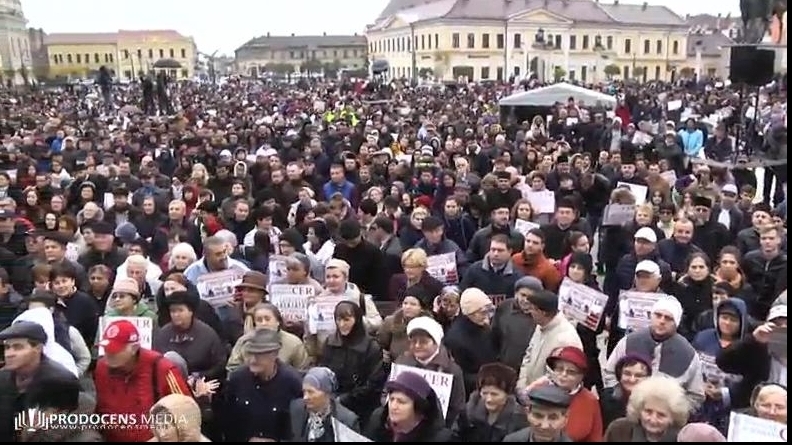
[387,248,444,304]
[452,363,527,442]
[364,371,452,441]
[378,292,432,364]
[227,303,310,373]
[288,367,360,442]
[524,346,603,442]
[153,291,228,382]
[104,277,157,323]
[599,354,652,429]
[119,254,158,306]
[149,394,210,442]
[746,383,786,424]
[604,375,692,442]
[433,285,461,330]
[155,272,224,339]
[162,242,198,276]
[321,259,381,332]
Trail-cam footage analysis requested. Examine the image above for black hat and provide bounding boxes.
[0,321,48,343]
[527,289,558,314]
[44,231,70,246]
[90,221,115,236]
[477,363,517,393]
[338,220,362,241]
[420,216,444,232]
[29,289,58,308]
[28,374,81,412]
[196,200,219,213]
[520,385,571,409]
[495,171,511,180]
[692,195,713,209]
[556,154,570,164]
[164,290,198,312]
[713,281,736,296]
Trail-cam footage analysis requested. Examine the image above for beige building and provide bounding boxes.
[234,33,368,77]
[366,0,691,82]
[44,30,197,80]
[0,0,33,85]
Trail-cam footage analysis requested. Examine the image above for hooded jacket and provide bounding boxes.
[148,394,210,442]
[13,307,79,377]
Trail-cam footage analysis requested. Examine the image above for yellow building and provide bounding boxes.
[235,33,368,77]
[366,0,690,82]
[44,30,197,80]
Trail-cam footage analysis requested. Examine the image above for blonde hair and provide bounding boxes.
[626,375,691,427]
[326,259,351,277]
[126,254,148,268]
[610,188,637,205]
[753,384,787,406]
[401,248,428,268]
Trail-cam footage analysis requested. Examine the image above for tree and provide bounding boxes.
[603,64,622,79]
[263,62,279,75]
[679,67,696,78]
[300,58,322,75]
[322,60,342,78]
[418,67,434,79]
[553,66,567,82]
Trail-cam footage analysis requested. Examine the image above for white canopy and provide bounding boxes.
[499,82,617,108]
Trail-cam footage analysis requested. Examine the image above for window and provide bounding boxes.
[182,69,189,78]
[148,49,153,59]
[569,69,575,80]
[109,53,114,63]
[672,40,680,54]
[655,65,661,80]
[104,54,109,63]
[452,33,460,48]
[67,54,72,63]
[159,49,164,58]
[554,35,561,49]
[85,53,89,63]
[496,66,504,81]
[481,66,490,79]
[707,67,716,77]
[513,33,521,49]
[514,66,520,76]
[606,36,613,50]
[623,66,630,78]
[569,35,577,50]
[427,34,432,49]
[421,35,425,50]
[624,39,632,54]
[290,51,295,58]
[169,48,175,58]
[466,33,475,48]
[643,39,650,54]
[656,40,663,54]
[496,34,504,49]
[343,49,348,58]
[93,53,99,63]
[180,48,186,58]
[482,33,490,49]
[123,70,132,79]
[581,66,587,81]
[582,35,589,50]
[434,34,438,48]
[76,54,81,63]
[406,38,410,52]
[137,49,142,59]
[123,49,129,59]
[52,54,58,64]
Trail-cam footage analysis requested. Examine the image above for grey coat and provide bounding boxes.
[288,398,359,442]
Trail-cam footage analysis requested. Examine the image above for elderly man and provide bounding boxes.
[657,218,702,276]
[503,385,574,442]
[604,296,705,408]
[93,320,190,442]
[0,322,81,441]
[493,276,542,372]
[222,328,302,442]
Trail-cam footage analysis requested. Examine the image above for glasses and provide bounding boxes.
[553,366,582,377]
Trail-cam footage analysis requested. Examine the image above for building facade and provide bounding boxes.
[235,33,368,77]
[0,0,33,85]
[366,0,690,82]
[44,30,197,80]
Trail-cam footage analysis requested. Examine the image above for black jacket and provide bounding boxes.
[333,240,387,299]
[364,403,452,442]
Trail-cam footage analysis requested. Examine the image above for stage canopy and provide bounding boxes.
[499,82,617,108]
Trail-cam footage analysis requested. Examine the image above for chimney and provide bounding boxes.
[613,0,618,5]
[685,13,689,20]
[716,14,721,30]
[642,2,647,10]
[266,32,270,37]
[323,32,327,36]
[354,32,358,36]
[291,33,295,36]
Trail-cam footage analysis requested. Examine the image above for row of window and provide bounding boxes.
[121,69,190,79]
[52,53,114,65]
[389,64,713,81]
[371,32,681,56]
[121,48,188,60]
[260,49,362,60]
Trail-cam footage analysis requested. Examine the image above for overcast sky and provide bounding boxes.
[22,0,740,56]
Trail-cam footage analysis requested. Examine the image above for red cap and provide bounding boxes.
[546,346,588,372]
[99,320,140,354]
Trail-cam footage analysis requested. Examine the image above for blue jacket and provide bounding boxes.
[691,298,748,434]
[322,180,355,202]
[678,129,704,157]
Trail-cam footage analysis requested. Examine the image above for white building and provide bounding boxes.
[0,0,33,85]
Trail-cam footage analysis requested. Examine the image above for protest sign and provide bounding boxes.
[269,284,314,322]
[727,411,786,442]
[617,291,666,331]
[487,294,507,306]
[390,364,453,418]
[602,204,636,226]
[514,219,540,236]
[426,252,458,285]
[196,269,246,307]
[333,417,372,442]
[768,326,787,362]
[307,294,346,333]
[98,316,153,355]
[698,353,726,385]
[558,279,608,331]
[616,182,648,205]
[524,190,556,214]
[267,255,289,285]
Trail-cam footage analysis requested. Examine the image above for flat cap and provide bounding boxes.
[0,321,48,343]
[523,385,571,409]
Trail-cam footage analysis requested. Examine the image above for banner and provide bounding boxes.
[557,279,608,331]
[426,252,458,285]
[727,411,786,442]
[268,284,314,322]
[196,269,246,307]
[698,353,726,386]
[267,255,289,285]
[98,316,153,355]
[616,182,648,205]
[602,204,636,226]
[390,364,453,418]
[524,190,556,214]
[514,219,540,236]
[307,294,346,334]
[617,291,666,331]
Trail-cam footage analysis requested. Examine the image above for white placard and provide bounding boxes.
[390,364,453,418]
[616,182,648,206]
[268,284,314,322]
[98,316,153,355]
[333,417,371,442]
[602,204,636,226]
[558,279,608,331]
[196,269,246,307]
[426,252,458,285]
[617,291,667,331]
[667,100,683,111]
[307,294,346,333]
[699,352,726,385]
[514,219,540,236]
[727,411,786,442]
[267,255,289,285]
[524,190,556,214]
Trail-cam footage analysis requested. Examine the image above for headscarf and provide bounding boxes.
[303,367,337,441]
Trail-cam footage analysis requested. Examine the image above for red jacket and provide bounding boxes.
[93,348,191,442]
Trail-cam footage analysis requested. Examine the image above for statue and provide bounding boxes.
[740,0,787,43]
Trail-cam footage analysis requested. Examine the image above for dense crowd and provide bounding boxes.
[0,72,787,443]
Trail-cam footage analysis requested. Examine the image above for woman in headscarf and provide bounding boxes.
[149,394,211,442]
[288,367,360,442]
[364,371,452,442]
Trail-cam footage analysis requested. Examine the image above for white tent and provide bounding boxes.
[499,83,617,108]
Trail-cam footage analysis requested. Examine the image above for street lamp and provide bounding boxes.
[593,35,605,83]
[532,28,554,82]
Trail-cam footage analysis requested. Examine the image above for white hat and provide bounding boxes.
[722,184,738,195]
[406,316,444,345]
[634,227,658,243]
[635,260,661,276]
[651,297,683,327]
[767,305,787,322]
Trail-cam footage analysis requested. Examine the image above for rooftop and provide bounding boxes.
[237,34,367,51]
[43,30,190,46]
[369,0,688,29]
[688,32,734,57]
[685,13,740,31]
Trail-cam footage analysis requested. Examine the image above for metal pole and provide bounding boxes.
[410,24,417,84]
[504,21,509,81]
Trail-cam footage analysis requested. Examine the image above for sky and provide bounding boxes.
[22,0,741,56]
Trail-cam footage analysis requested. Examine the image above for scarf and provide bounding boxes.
[307,405,331,441]
[625,328,694,378]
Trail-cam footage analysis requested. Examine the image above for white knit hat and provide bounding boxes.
[651,297,683,327]
[406,316,444,345]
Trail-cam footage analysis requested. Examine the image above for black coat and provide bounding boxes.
[452,393,527,442]
[333,240,387,299]
[443,316,497,394]
[364,405,453,442]
[598,386,628,430]
[716,334,772,409]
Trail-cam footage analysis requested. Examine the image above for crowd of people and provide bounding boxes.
[0,72,787,443]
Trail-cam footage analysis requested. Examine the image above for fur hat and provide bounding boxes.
[164,290,198,312]
[477,363,517,393]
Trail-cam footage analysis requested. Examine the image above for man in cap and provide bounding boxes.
[93,319,190,442]
[689,194,732,261]
[333,219,386,299]
[0,321,80,441]
[77,221,127,271]
[613,227,671,295]
[605,296,705,408]
[504,385,573,442]
[711,183,744,238]
[227,271,268,342]
[493,276,542,372]
[222,328,302,442]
